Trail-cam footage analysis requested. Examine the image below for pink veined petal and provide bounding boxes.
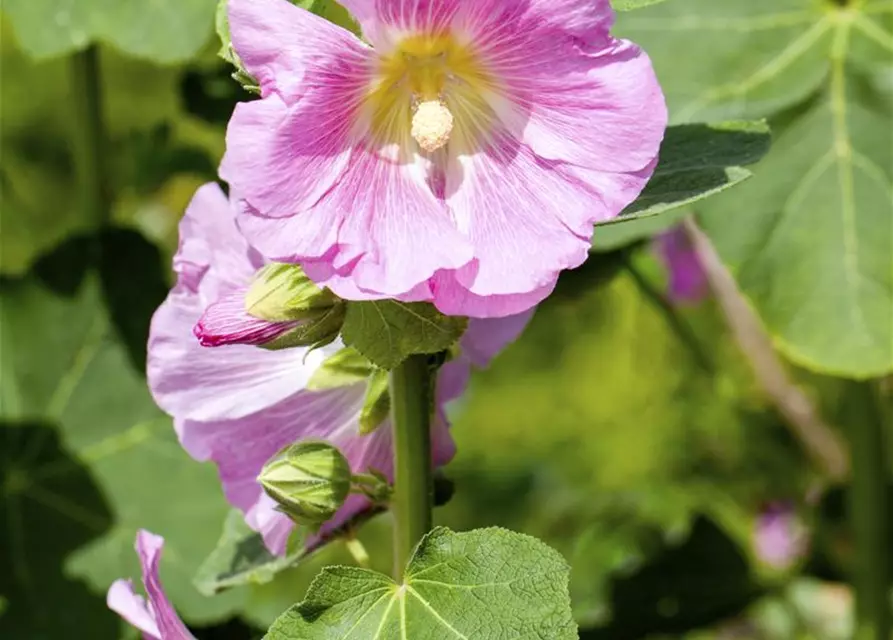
[496,40,667,174]
[443,134,595,299]
[147,290,316,424]
[174,183,260,302]
[107,579,162,640]
[193,287,299,347]
[239,146,474,298]
[337,0,461,51]
[228,0,370,101]
[431,271,555,319]
[461,311,535,368]
[134,531,196,640]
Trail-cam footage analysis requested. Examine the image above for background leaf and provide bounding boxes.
[265,527,577,640]
[2,0,217,63]
[0,242,243,634]
[592,120,772,252]
[615,0,893,376]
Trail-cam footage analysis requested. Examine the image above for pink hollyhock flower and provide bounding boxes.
[654,225,709,304]
[107,531,194,640]
[220,0,666,318]
[148,183,532,553]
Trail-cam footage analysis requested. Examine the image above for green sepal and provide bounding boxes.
[260,305,346,352]
[247,263,340,323]
[216,0,260,94]
[258,441,353,528]
[307,347,375,391]
[359,370,390,436]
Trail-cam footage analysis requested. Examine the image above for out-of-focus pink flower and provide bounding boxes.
[147,183,532,554]
[107,531,194,640]
[220,0,666,318]
[754,502,808,569]
[654,225,709,304]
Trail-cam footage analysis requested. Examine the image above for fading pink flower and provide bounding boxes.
[220,0,666,318]
[654,225,709,304]
[754,502,808,569]
[147,183,533,554]
[107,531,194,640]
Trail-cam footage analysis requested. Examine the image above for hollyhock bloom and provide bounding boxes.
[107,531,194,640]
[654,225,709,304]
[148,183,532,554]
[221,0,666,318]
[753,502,808,569]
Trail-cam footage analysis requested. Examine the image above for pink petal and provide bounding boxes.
[174,183,260,302]
[107,579,161,640]
[431,273,555,319]
[337,1,461,50]
[134,531,195,640]
[228,0,370,101]
[147,290,315,426]
[193,287,299,347]
[239,146,474,298]
[461,311,535,368]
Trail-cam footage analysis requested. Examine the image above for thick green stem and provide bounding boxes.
[390,355,434,578]
[69,45,110,229]
[848,380,890,640]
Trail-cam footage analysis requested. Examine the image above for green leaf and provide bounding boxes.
[612,0,668,11]
[307,347,375,391]
[3,0,216,63]
[264,527,577,639]
[0,265,243,633]
[195,510,306,597]
[246,263,340,323]
[341,301,467,370]
[617,0,893,376]
[592,121,772,251]
[359,370,390,435]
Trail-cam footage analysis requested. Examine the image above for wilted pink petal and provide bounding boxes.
[654,225,709,304]
[107,531,194,640]
[222,0,666,318]
[148,184,532,554]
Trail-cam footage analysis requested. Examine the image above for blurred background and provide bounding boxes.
[1,0,891,638]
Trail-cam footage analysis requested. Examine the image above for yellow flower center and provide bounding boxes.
[365,33,493,154]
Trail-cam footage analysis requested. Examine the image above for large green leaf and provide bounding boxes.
[2,0,216,63]
[0,264,243,634]
[264,527,577,639]
[341,301,467,370]
[592,120,771,251]
[616,0,893,376]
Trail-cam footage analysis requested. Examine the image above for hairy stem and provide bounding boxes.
[390,354,434,578]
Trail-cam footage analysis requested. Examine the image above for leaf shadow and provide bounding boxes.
[0,421,117,638]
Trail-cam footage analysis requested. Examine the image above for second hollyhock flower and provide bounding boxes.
[147,183,532,554]
[221,0,666,318]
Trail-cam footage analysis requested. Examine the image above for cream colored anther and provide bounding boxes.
[411,100,454,152]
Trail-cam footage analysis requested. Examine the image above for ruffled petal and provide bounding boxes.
[443,134,595,298]
[228,0,370,101]
[174,183,260,302]
[337,0,461,51]
[239,147,474,298]
[135,531,195,640]
[431,272,555,318]
[107,579,161,640]
[193,287,299,347]
[147,290,320,424]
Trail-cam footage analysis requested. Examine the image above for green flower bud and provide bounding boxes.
[246,263,340,323]
[261,304,347,352]
[258,441,352,527]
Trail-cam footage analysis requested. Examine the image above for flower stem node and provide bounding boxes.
[258,441,353,528]
[411,100,454,153]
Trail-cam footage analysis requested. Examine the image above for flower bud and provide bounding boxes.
[258,441,352,527]
[246,263,340,323]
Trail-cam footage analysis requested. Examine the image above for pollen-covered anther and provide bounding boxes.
[411,100,454,152]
